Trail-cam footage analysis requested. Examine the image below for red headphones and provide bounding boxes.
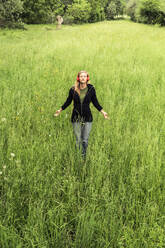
[77,73,90,82]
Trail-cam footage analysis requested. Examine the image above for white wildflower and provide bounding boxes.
[11,153,15,157]
[0,171,2,175]
[3,165,6,169]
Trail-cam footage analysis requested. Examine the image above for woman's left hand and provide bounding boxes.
[101,110,109,119]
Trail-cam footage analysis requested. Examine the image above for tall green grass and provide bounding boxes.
[0,21,165,247]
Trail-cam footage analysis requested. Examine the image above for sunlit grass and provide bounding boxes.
[0,20,165,247]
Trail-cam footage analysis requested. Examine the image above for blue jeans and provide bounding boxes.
[72,122,92,157]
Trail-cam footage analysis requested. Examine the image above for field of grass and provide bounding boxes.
[0,20,165,247]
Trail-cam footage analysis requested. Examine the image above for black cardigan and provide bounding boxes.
[61,84,103,122]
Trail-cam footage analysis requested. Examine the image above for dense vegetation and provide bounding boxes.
[126,0,165,25]
[1,0,165,28]
[0,21,165,247]
[0,0,126,27]
[0,0,24,28]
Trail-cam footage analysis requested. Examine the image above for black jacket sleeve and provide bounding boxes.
[61,88,73,110]
[91,87,103,111]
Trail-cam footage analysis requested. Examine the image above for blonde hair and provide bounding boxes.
[74,70,90,95]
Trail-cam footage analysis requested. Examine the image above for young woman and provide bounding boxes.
[54,71,108,158]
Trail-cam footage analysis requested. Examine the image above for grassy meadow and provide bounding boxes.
[0,20,165,247]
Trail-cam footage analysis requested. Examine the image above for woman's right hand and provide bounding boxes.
[54,108,62,117]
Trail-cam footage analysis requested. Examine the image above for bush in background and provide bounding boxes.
[158,2,165,26]
[136,0,162,24]
[66,0,91,24]
[0,0,24,28]
[106,2,117,20]
[21,0,65,24]
[63,14,74,25]
[89,5,106,22]
[105,0,126,20]
[126,0,138,21]
[126,0,165,26]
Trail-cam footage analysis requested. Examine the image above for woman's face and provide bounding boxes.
[79,72,88,84]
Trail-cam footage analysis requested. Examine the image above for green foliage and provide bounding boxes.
[105,0,126,20]
[158,1,165,26]
[66,0,91,23]
[0,0,24,28]
[126,0,165,26]
[88,0,106,22]
[63,14,74,25]
[106,1,117,20]
[136,0,162,24]
[115,0,126,15]
[89,6,105,22]
[22,0,65,24]
[126,0,138,21]
[0,0,127,25]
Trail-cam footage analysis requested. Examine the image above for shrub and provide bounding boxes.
[126,0,165,26]
[22,0,65,24]
[89,5,106,23]
[66,0,91,24]
[126,0,138,21]
[105,0,126,20]
[115,0,126,16]
[136,0,162,24]
[0,0,24,28]
[157,1,165,26]
[106,2,117,20]
[63,14,74,25]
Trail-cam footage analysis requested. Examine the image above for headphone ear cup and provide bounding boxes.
[77,74,89,81]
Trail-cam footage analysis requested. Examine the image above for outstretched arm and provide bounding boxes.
[91,88,109,119]
[91,87,103,111]
[54,88,73,117]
